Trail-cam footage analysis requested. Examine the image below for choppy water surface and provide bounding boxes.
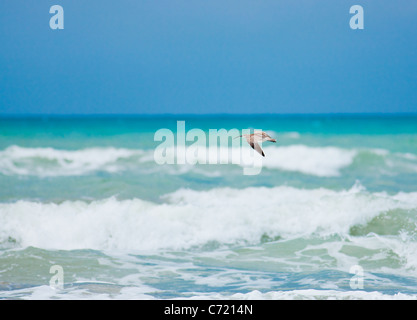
[1,115,417,299]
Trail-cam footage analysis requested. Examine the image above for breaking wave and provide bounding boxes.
[1,183,417,252]
[2,144,416,178]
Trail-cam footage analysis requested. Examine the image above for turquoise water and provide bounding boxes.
[1,115,417,299]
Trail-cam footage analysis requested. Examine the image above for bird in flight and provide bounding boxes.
[235,132,276,157]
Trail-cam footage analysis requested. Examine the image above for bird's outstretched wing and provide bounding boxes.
[236,132,274,157]
[249,141,265,157]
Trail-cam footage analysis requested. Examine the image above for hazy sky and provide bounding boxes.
[1,1,416,114]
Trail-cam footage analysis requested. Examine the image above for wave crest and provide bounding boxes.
[1,145,416,178]
[0,145,144,176]
[1,184,417,251]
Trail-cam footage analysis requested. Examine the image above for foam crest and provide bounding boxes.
[156,144,357,176]
[261,145,357,176]
[198,289,417,300]
[1,145,416,177]
[0,144,357,177]
[0,145,143,176]
[1,184,417,252]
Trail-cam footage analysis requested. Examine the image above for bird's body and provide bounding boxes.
[236,132,276,157]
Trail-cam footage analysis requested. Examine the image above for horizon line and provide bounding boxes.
[1,112,417,118]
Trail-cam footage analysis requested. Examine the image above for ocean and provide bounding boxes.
[1,114,417,300]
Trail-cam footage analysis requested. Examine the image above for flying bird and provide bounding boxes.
[235,132,276,157]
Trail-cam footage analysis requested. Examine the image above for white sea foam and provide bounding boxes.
[162,144,357,176]
[192,289,417,300]
[3,286,415,300]
[0,144,358,177]
[1,145,416,177]
[1,281,412,300]
[1,184,417,252]
[0,284,156,300]
[0,145,143,177]
[261,145,356,176]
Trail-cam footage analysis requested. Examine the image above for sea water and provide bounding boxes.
[1,114,417,299]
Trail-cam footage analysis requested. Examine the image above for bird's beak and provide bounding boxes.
[271,139,277,143]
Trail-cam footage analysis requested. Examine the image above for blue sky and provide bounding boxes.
[1,0,416,114]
